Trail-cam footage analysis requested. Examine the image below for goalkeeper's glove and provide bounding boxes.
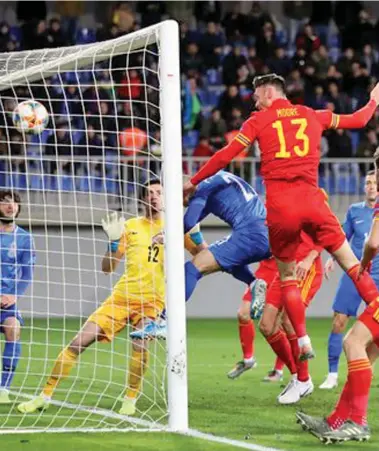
[101,212,125,253]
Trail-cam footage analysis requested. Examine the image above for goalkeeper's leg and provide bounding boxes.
[17,322,103,413]
[120,320,150,416]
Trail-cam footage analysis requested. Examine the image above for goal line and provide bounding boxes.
[5,390,284,451]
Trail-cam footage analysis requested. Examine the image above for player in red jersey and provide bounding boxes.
[184,74,379,363]
[296,154,379,443]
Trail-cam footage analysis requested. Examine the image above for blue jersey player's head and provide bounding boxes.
[0,190,21,225]
[365,170,377,204]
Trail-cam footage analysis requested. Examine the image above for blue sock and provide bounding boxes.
[185,261,203,301]
[230,265,255,285]
[1,341,21,389]
[328,332,343,374]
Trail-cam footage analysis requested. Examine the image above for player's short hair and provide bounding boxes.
[140,178,162,200]
[0,190,21,214]
[366,169,376,177]
[253,73,286,93]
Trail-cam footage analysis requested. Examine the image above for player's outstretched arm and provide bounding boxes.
[316,83,379,130]
[187,125,255,190]
[101,212,125,274]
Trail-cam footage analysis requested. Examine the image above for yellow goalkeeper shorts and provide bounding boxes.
[86,292,164,342]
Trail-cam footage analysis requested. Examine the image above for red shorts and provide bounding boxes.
[242,256,323,308]
[358,301,379,341]
[255,258,277,286]
[266,181,346,262]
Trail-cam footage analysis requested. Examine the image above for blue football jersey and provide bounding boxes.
[184,171,266,232]
[343,201,379,275]
[0,226,36,296]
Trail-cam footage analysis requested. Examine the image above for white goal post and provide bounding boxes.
[0,20,188,433]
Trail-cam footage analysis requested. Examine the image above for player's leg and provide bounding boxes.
[120,318,150,416]
[228,295,257,379]
[0,316,21,404]
[17,320,105,413]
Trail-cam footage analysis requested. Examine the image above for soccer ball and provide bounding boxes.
[12,100,49,134]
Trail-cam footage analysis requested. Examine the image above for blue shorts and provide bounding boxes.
[333,272,379,317]
[209,221,271,272]
[0,304,23,333]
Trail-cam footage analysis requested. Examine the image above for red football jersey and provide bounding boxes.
[237,99,332,187]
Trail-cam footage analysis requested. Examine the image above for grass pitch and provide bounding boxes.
[1,318,378,450]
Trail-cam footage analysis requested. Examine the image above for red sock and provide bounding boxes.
[239,319,255,360]
[327,381,351,429]
[347,264,379,304]
[287,334,309,382]
[267,330,297,374]
[281,281,307,339]
[274,357,285,372]
[347,359,372,426]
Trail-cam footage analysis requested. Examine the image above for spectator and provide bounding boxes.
[283,1,312,47]
[182,42,204,78]
[286,69,305,104]
[291,47,308,73]
[228,107,244,131]
[118,69,142,100]
[256,22,277,60]
[327,82,352,114]
[244,2,274,40]
[327,129,353,158]
[222,45,247,85]
[267,46,293,77]
[311,45,331,80]
[361,43,377,75]
[344,62,370,102]
[182,78,202,131]
[137,1,165,28]
[200,21,224,69]
[309,85,327,109]
[246,46,264,75]
[334,1,363,36]
[118,101,143,131]
[47,18,67,48]
[222,3,247,42]
[309,1,332,44]
[45,122,73,174]
[194,1,222,24]
[235,65,254,91]
[55,1,84,43]
[343,9,376,50]
[336,47,357,77]
[295,23,321,55]
[218,85,245,122]
[65,85,83,125]
[89,101,117,148]
[200,108,227,150]
[303,64,317,95]
[179,21,199,57]
[112,2,135,34]
[31,20,50,50]
[77,124,104,174]
[325,64,343,88]
[0,22,11,52]
[356,129,378,174]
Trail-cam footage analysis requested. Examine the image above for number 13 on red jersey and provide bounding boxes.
[272,118,309,158]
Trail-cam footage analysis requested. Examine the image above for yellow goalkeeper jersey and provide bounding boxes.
[114,216,164,301]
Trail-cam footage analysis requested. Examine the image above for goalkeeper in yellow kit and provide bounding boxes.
[18,179,205,416]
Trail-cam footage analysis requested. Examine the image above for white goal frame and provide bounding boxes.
[0,20,188,433]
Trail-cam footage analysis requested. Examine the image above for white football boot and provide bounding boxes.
[319,373,338,390]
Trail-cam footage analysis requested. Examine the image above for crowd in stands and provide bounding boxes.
[0,1,377,192]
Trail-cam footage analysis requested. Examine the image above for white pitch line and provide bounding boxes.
[6,391,285,451]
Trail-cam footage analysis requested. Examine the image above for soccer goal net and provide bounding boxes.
[0,20,187,434]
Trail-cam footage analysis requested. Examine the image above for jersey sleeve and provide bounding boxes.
[184,197,207,233]
[316,99,377,130]
[190,118,257,186]
[342,207,354,241]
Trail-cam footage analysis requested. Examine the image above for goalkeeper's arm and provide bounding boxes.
[101,212,125,274]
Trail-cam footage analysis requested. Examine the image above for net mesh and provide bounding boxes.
[0,24,171,432]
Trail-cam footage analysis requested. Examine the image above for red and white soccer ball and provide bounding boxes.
[12,100,49,134]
